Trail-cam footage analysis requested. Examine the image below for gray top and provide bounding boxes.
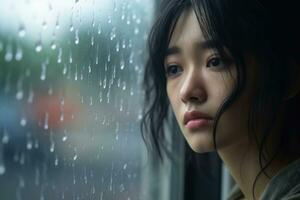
[227,159,300,200]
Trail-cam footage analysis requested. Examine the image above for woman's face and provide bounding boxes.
[165,9,255,153]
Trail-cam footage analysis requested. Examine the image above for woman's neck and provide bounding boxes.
[218,133,296,200]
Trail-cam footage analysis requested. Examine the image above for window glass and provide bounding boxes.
[0,0,153,199]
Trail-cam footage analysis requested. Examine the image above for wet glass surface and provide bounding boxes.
[0,0,153,199]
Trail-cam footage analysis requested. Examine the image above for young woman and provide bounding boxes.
[141,0,300,199]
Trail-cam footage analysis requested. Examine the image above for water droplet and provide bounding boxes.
[74,65,78,81]
[116,42,120,52]
[134,27,139,35]
[20,117,27,126]
[120,60,125,70]
[55,16,60,29]
[51,41,56,50]
[75,30,79,44]
[60,112,64,122]
[0,164,6,175]
[75,0,79,3]
[73,154,78,160]
[18,24,26,37]
[28,89,34,103]
[97,24,102,34]
[62,136,67,142]
[69,24,74,32]
[15,46,23,61]
[50,142,54,152]
[40,63,46,81]
[69,52,73,63]
[16,90,23,100]
[123,163,127,170]
[2,130,9,144]
[35,41,42,52]
[18,176,25,188]
[4,45,13,62]
[44,112,49,130]
[42,20,47,29]
[119,184,125,192]
[63,64,67,75]
[57,48,62,63]
[91,36,94,46]
[89,96,93,106]
[110,27,116,40]
[54,157,59,166]
[26,140,33,150]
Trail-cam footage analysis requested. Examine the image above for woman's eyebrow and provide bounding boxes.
[195,40,217,50]
[164,46,181,57]
[165,40,218,57]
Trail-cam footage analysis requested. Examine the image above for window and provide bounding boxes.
[0,0,154,199]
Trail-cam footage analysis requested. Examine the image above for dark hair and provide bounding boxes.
[141,0,300,198]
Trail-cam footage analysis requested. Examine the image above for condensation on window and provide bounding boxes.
[0,0,153,199]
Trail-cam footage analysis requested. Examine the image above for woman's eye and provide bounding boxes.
[206,57,226,69]
[165,65,183,77]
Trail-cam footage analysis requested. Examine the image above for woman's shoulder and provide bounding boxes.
[261,158,300,200]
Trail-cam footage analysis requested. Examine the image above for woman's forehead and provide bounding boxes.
[168,9,205,49]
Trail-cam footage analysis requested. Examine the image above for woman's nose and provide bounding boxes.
[179,71,207,104]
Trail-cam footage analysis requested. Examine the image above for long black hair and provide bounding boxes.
[141,0,300,198]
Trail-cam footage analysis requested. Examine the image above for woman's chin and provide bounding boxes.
[185,133,215,153]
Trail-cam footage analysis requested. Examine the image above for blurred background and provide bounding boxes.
[0,0,154,199]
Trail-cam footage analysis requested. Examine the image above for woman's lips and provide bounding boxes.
[185,118,212,129]
[183,111,213,129]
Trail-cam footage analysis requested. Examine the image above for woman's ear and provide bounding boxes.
[284,60,300,101]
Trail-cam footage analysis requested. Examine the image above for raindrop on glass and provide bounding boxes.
[119,184,125,192]
[57,48,62,63]
[35,41,42,52]
[74,65,78,81]
[51,41,56,50]
[18,24,26,37]
[20,117,27,126]
[63,64,67,75]
[28,89,34,103]
[26,139,33,150]
[50,142,54,152]
[97,24,102,35]
[40,63,46,81]
[2,129,9,144]
[123,163,127,170]
[134,27,139,35]
[0,164,6,175]
[16,90,23,100]
[73,154,78,161]
[62,136,67,142]
[69,24,74,32]
[120,60,125,70]
[116,42,120,52]
[15,46,23,61]
[54,157,58,166]
[69,52,73,63]
[4,45,13,62]
[55,16,60,29]
[91,36,94,46]
[44,112,49,130]
[75,30,79,44]
[42,20,47,29]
